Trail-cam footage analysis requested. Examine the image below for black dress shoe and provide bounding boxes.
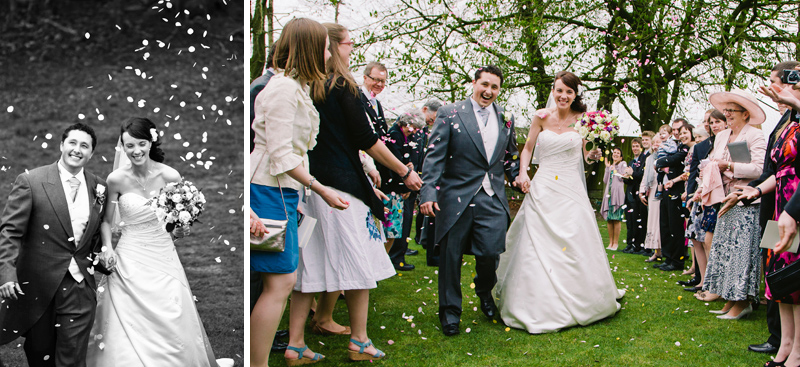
[652,262,665,268]
[406,249,419,256]
[684,286,702,292]
[271,339,288,352]
[442,323,460,336]
[394,263,415,271]
[748,341,779,354]
[275,329,289,339]
[660,264,681,271]
[622,246,634,254]
[678,278,700,287]
[479,296,498,319]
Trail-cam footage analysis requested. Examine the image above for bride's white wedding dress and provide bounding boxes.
[494,130,624,334]
[86,193,218,366]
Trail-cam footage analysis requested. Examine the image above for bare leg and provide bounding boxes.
[782,304,800,367]
[285,291,323,360]
[693,239,708,287]
[725,300,751,317]
[683,246,696,275]
[313,291,348,333]
[250,272,296,367]
[774,303,795,363]
[345,289,382,356]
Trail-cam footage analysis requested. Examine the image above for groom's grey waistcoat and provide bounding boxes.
[0,162,106,345]
[420,99,520,244]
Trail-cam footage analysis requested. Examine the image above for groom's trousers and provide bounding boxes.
[438,189,506,326]
[24,273,96,367]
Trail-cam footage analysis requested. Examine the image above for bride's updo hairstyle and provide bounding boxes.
[553,71,587,113]
[120,117,165,163]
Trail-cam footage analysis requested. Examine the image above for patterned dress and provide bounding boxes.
[766,121,800,303]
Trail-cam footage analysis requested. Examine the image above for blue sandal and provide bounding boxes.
[348,338,386,361]
[285,345,324,366]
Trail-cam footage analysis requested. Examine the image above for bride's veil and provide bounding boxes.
[110,138,131,232]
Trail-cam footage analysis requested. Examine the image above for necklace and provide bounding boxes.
[555,113,572,130]
[133,170,152,191]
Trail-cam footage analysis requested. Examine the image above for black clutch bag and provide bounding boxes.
[766,261,800,300]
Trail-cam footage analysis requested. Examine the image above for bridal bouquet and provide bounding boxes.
[148,181,206,232]
[576,110,620,155]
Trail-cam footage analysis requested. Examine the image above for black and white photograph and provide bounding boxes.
[0,1,244,366]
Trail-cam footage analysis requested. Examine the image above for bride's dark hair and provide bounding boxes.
[553,71,587,113]
[120,117,165,163]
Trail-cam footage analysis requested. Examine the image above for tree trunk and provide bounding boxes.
[250,0,267,83]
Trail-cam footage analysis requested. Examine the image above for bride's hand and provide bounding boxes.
[514,174,530,193]
[173,226,190,238]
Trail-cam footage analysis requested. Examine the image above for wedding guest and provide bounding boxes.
[622,138,649,254]
[641,130,653,151]
[361,61,390,139]
[602,147,627,250]
[291,22,422,362]
[671,118,688,140]
[653,124,676,200]
[249,18,348,367]
[387,109,426,271]
[682,110,726,293]
[741,60,800,356]
[641,133,663,261]
[654,124,690,271]
[664,123,695,276]
[702,90,766,319]
[418,99,443,266]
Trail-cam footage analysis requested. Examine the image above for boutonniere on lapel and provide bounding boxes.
[94,184,106,209]
[505,119,512,129]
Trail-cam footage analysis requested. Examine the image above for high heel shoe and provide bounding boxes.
[717,304,753,320]
[764,359,785,367]
[285,345,324,366]
[708,308,729,315]
[348,338,386,361]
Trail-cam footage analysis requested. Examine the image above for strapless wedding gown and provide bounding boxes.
[494,130,624,334]
[86,193,217,366]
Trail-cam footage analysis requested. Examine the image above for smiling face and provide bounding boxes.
[471,71,501,108]
[363,67,387,97]
[721,102,749,126]
[631,141,642,156]
[122,132,152,166]
[678,126,693,144]
[552,78,576,110]
[641,136,651,150]
[651,134,663,151]
[612,148,622,163]
[60,130,94,174]
[337,30,353,64]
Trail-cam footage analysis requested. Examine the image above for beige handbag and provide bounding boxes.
[250,152,288,252]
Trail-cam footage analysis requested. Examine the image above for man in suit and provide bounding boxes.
[744,60,800,355]
[654,132,689,271]
[0,123,107,366]
[622,138,649,254]
[249,43,276,152]
[420,65,520,336]
[361,61,390,139]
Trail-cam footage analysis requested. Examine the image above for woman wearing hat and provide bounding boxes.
[701,89,766,319]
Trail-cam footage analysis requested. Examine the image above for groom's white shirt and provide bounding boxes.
[470,97,498,197]
[57,162,90,283]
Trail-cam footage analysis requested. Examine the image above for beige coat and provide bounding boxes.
[707,124,766,201]
[250,72,319,191]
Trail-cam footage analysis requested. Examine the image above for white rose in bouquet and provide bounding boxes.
[171,194,182,203]
[600,130,611,142]
[179,211,192,224]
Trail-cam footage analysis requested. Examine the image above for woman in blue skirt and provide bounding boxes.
[249,18,349,367]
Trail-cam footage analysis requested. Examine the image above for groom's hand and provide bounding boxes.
[0,281,23,300]
[98,248,117,273]
[420,201,439,217]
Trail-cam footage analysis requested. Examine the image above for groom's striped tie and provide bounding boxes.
[68,177,80,202]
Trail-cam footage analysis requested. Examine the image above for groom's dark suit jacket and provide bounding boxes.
[0,162,106,344]
[420,99,520,247]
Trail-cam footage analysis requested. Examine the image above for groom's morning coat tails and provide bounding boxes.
[0,162,106,345]
[421,98,520,328]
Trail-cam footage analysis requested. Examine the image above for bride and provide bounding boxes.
[494,71,624,334]
[86,118,224,366]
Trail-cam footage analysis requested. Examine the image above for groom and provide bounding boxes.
[0,123,108,366]
[420,65,520,336]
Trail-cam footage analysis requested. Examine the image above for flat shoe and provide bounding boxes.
[311,322,351,335]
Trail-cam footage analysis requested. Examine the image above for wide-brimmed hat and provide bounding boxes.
[708,89,766,125]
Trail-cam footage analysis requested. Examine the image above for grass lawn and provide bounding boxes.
[0,2,243,365]
[270,214,771,367]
